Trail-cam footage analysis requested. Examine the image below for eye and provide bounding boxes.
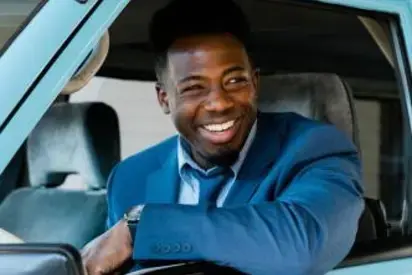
[181,84,205,94]
[228,77,247,84]
[225,76,249,89]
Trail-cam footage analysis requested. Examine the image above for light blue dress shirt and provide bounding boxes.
[177,120,257,207]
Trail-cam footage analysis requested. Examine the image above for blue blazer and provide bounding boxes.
[107,112,364,275]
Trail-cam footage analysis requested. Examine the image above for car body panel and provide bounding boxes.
[329,258,412,274]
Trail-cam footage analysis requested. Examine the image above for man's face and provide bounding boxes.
[156,34,259,168]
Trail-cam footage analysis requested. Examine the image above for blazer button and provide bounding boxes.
[182,243,192,253]
[151,243,162,254]
[172,243,181,253]
[161,244,171,254]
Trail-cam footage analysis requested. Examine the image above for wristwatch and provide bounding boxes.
[123,205,145,244]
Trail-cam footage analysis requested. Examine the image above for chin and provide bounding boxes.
[206,147,240,167]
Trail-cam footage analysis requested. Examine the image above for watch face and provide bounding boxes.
[125,205,144,222]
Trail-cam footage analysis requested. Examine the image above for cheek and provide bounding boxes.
[233,88,258,110]
[246,86,258,101]
[171,100,199,133]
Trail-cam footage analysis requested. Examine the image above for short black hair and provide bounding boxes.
[149,0,251,80]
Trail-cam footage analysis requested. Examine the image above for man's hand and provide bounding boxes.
[82,220,133,275]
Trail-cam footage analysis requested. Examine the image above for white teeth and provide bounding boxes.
[204,120,235,132]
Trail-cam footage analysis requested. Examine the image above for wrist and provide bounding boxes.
[119,219,133,246]
[123,205,145,245]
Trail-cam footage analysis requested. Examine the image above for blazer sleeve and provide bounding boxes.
[132,127,365,275]
[106,163,120,229]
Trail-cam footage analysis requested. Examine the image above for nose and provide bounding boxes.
[204,86,234,112]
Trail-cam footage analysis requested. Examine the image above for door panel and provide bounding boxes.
[329,236,412,275]
[330,258,412,275]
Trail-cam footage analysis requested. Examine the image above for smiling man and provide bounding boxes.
[82,0,364,274]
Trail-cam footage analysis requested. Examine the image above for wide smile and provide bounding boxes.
[198,118,241,144]
[203,119,236,132]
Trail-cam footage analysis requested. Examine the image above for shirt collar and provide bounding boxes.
[177,119,257,177]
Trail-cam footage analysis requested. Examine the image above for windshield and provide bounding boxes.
[0,0,44,53]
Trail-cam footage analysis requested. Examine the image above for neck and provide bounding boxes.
[179,137,217,169]
[191,147,240,169]
[191,151,215,170]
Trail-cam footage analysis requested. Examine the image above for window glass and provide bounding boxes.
[0,0,45,53]
[355,96,406,229]
[1,0,410,256]
[70,77,176,159]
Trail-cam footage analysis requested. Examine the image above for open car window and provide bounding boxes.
[1,0,412,274]
[72,0,412,273]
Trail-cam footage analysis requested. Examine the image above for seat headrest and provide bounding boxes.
[27,103,120,189]
[61,31,110,95]
[258,73,359,146]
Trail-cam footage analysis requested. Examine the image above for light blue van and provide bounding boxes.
[0,0,412,274]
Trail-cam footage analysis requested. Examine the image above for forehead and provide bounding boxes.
[167,34,250,79]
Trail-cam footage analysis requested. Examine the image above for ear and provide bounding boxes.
[252,67,260,96]
[156,82,171,114]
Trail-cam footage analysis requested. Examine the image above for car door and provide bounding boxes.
[0,0,130,176]
[1,0,412,274]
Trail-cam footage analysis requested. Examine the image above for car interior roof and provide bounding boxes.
[97,0,396,84]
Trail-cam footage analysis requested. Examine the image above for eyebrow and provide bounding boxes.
[178,75,205,85]
[222,66,246,75]
[178,66,246,85]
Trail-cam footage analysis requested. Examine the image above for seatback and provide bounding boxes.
[258,73,388,242]
[0,102,120,249]
[259,73,359,146]
[0,145,25,203]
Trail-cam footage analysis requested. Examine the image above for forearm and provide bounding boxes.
[132,152,364,274]
[133,197,363,275]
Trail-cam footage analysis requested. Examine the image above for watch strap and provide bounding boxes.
[124,205,145,245]
[128,222,137,245]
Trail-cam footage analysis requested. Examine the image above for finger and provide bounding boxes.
[82,264,88,275]
[85,265,107,275]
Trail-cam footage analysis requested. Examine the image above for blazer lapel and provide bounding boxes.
[145,147,181,204]
[224,113,281,206]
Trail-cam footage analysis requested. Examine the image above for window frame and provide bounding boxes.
[0,0,131,175]
[0,0,101,129]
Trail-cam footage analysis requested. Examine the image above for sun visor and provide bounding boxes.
[358,16,395,68]
[61,31,110,95]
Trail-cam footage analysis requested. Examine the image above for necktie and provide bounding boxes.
[194,167,233,205]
